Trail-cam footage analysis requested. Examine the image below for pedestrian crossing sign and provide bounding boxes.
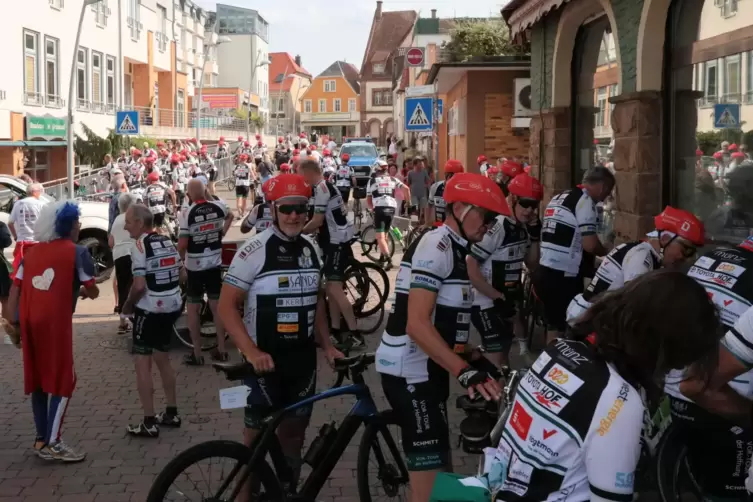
[405,97,433,131]
[714,104,740,129]
[116,110,140,135]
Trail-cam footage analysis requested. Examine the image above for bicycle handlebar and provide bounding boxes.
[213,352,376,384]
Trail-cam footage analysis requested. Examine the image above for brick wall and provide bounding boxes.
[484,94,530,161]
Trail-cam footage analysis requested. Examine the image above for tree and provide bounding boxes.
[442,19,525,62]
[232,107,266,133]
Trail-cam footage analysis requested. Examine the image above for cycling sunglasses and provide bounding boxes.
[517,198,539,209]
[277,203,309,215]
[472,206,498,226]
[668,235,697,258]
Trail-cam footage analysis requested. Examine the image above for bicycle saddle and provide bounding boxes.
[212,362,256,381]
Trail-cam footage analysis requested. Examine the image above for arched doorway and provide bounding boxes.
[368,119,381,142]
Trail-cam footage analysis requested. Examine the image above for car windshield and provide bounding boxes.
[340,144,378,158]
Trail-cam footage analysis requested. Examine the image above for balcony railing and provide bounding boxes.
[77,99,91,111]
[698,95,719,107]
[46,95,65,108]
[720,93,742,103]
[300,111,359,123]
[121,106,248,138]
[24,91,43,106]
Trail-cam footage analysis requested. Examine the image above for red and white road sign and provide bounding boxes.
[406,47,425,67]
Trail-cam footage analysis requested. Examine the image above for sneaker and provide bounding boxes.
[182,353,205,366]
[47,441,86,463]
[117,323,131,334]
[155,412,182,427]
[33,439,53,460]
[127,422,160,438]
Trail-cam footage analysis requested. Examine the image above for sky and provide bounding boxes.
[192,0,508,76]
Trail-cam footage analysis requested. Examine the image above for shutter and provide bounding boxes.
[25,56,36,93]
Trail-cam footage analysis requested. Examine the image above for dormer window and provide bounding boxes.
[373,63,386,74]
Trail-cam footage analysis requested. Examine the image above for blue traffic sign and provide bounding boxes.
[116,110,140,135]
[405,97,433,132]
[714,103,740,129]
[436,99,443,116]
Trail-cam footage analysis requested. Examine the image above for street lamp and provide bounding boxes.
[245,50,270,138]
[195,34,231,144]
[67,0,102,198]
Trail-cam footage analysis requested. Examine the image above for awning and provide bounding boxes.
[24,141,67,147]
[0,141,25,147]
[504,0,571,39]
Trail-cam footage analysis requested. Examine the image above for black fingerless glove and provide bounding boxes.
[526,219,542,242]
[493,297,517,319]
[457,366,493,389]
[470,355,502,381]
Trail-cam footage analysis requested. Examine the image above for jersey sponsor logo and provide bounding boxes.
[694,256,716,270]
[159,257,176,267]
[437,236,449,252]
[510,402,532,440]
[277,312,299,322]
[544,208,555,217]
[532,352,551,373]
[615,472,634,490]
[690,266,738,287]
[527,435,559,458]
[543,363,585,395]
[461,287,470,302]
[411,273,440,290]
[716,262,746,278]
[543,429,557,439]
[277,323,298,333]
[238,239,263,259]
[508,454,534,484]
[501,480,529,497]
[275,296,317,308]
[597,383,630,436]
[277,274,318,290]
[416,260,434,269]
[521,372,570,413]
[713,250,745,263]
[553,339,590,367]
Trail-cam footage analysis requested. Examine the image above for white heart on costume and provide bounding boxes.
[31,268,55,291]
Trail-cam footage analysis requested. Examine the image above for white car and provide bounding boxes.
[0,175,113,282]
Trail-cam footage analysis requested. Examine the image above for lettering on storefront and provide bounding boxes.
[26,114,67,140]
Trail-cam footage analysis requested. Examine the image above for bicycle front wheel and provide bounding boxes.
[358,410,410,502]
[346,262,390,309]
[361,225,395,263]
[147,440,282,502]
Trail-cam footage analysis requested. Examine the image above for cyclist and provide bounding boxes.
[334,153,356,205]
[144,171,176,234]
[489,270,720,502]
[299,159,361,349]
[252,139,266,166]
[466,172,543,366]
[426,159,464,225]
[534,166,614,344]
[566,206,704,325]
[215,137,228,159]
[274,136,289,168]
[177,179,234,366]
[279,162,291,173]
[233,153,253,218]
[375,172,509,502]
[198,146,217,196]
[477,154,491,177]
[665,235,753,499]
[322,149,337,181]
[219,174,342,498]
[498,159,524,196]
[241,178,273,235]
[170,155,188,207]
[366,159,410,270]
[127,150,144,187]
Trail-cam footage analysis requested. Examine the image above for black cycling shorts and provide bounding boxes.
[373,207,395,233]
[186,267,223,304]
[531,265,582,332]
[339,187,351,204]
[235,186,250,198]
[243,348,317,429]
[381,373,450,471]
[471,306,513,354]
[153,212,165,227]
[669,396,753,498]
[323,243,351,282]
[132,308,180,355]
[209,170,217,182]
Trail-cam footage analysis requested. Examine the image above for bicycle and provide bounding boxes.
[146,353,410,502]
[360,214,425,264]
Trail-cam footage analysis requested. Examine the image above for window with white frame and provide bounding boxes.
[76,47,89,109]
[720,0,738,17]
[92,0,109,26]
[704,60,718,105]
[324,80,336,92]
[177,89,185,127]
[595,87,607,127]
[92,51,103,110]
[724,54,741,102]
[348,98,356,112]
[334,99,342,112]
[23,30,41,104]
[304,100,312,113]
[44,36,60,107]
[372,63,386,74]
[318,99,326,112]
[106,56,115,111]
[49,0,63,10]
[128,0,141,40]
[157,5,167,51]
[276,98,284,112]
[748,52,753,102]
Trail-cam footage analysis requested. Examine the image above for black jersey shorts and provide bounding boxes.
[471,306,514,354]
[531,265,583,332]
[323,243,352,282]
[209,170,217,182]
[235,185,250,198]
[373,207,395,233]
[132,308,180,355]
[339,187,351,204]
[153,212,165,227]
[186,267,223,304]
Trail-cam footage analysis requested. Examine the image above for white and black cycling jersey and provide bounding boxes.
[128,161,144,183]
[252,146,266,159]
[131,232,183,313]
[367,174,404,209]
[566,241,661,324]
[179,199,229,271]
[540,188,598,276]
[199,156,216,173]
[234,164,252,187]
[241,203,273,233]
[145,182,169,215]
[376,225,473,383]
[224,226,323,353]
[428,180,448,223]
[172,166,188,192]
[312,180,354,245]
[469,215,530,308]
[335,165,355,189]
[496,338,644,502]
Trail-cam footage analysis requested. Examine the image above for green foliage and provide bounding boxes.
[232,108,266,132]
[73,123,167,165]
[442,19,524,62]
[696,129,753,155]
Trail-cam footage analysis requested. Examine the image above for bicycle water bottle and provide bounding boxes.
[390,226,403,242]
[303,422,338,467]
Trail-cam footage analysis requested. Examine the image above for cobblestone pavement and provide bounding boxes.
[0,188,529,502]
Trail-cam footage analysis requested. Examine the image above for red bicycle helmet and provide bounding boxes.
[732,152,746,160]
[507,173,543,200]
[696,149,704,156]
[501,160,524,178]
[170,154,180,164]
[713,151,723,160]
[444,173,510,216]
[654,206,705,247]
[278,136,284,143]
[255,134,261,140]
[293,148,301,156]
[729,143,739,151]
[280,163,291,173]
[477,155,488,165]
[239,154,249,162]
[266,174,311,201]
[237,135,244,141]
[244,141,250,147]
[341,153,350,164]
[444,159,464,174]
[323,149,331,156]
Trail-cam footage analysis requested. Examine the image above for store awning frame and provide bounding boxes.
[24,140,67,147]
[502,0,572,39]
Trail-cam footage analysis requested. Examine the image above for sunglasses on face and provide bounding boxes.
[678,241,697,258]
[472,206,498,226]
[517,198,539,209]
[277,203,308,215]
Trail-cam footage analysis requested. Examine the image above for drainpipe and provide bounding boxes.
[118,0,123,108]
[172,0,177,123]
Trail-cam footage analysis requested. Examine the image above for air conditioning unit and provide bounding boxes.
[514,78,532,117]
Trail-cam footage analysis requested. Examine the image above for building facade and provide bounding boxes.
[503,0,753,244]
[215,3,270,128]
[268,53,312,136]
[0,0,219,181]
[300,61,361,143]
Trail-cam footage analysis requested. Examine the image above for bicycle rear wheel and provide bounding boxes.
[343,276,385,333]
[146,440,282,502]
[172,292,225,351]
[346,262,390,310]
[358,410,410,502]
[360,225,395,263]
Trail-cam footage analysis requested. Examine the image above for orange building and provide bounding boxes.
[300,61,361,142]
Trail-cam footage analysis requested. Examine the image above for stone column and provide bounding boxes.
[610,91,662,242]
[530,107,571,204]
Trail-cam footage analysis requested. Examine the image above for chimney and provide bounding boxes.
[376,0,383,19]
[295,55,302,67]
[431,9,437,18]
